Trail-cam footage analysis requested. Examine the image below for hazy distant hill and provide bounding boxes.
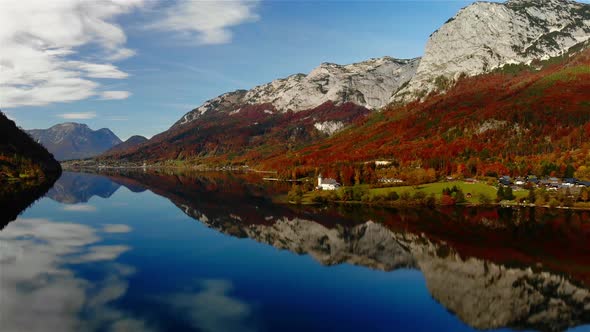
[103,135,148,156]
[27,123,121,161]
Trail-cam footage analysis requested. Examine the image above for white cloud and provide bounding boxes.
[102,224,132,234]
[69,62,129,79]
[0,0,261,108]
[101,91,131,100]
[0,0,143,108]
[57,112,97,120]
[151,0,260,45]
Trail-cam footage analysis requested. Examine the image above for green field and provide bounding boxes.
[297,180,531,205]
[369,181,530,203]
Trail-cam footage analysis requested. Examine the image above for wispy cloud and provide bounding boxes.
[102,224,132,234]
[150,0,260,45]
[106,116,129,121]
[62,204,97,211]
[0,1,143,108]
[57,112,97,120]
[101,91,131,100]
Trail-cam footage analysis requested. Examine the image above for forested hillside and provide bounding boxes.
[262,45,590,182]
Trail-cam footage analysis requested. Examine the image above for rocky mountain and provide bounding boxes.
[174,57,419,127]
[104,135,148,155]
[98,0,590,172]
[27,123,122,161]
[99,101,371,163]
[265,43,590,175]
[393,0,590,102]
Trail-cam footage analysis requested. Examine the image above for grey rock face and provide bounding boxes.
[174,57,419,127]
[393,0,590,102]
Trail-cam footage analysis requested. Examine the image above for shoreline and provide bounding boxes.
[58,166,590,212]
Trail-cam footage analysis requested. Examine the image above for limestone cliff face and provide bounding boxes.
[393,0,590,102]
[173,57,419,127]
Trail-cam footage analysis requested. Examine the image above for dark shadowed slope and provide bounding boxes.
[0,111,61,226]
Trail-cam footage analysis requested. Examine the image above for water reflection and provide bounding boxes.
[2,171,590,332]
[0,217,146,332]
[163,279,259,332]
[46,172,144,204]
[94,170,590,332]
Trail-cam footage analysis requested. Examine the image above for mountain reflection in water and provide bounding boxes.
[2,171,590,332]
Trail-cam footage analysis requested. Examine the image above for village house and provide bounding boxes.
[499,176,512,186]
[374,160,392,166]
[317,174,341,191]
[514,177,526,186]
[378,178,404,184]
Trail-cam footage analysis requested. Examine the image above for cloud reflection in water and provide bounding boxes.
[165,279,259,332]
[0,218,151,332]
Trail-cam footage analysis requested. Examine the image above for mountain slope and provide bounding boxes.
[265,44,590,177]
[104,135,148,155]
[99,56,419,163]
[28,123,122,161]
[99,0,590,173]
[174,57,419,127]
[0,111,62,225]
[393,0,590,102]
[100,102,371,163]
[0,112,61,181]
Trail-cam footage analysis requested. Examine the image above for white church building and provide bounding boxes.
[317,174,341,191]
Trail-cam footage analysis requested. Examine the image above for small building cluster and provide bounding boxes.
[499,175,590,190]
[317,174,340,191]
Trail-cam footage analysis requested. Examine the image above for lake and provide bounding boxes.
[1,171,590,332]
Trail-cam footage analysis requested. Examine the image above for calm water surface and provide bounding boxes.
[1,171,590,332]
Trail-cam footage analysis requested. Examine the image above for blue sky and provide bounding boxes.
[2,0,587,140]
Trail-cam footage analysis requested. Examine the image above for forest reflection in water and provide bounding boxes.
[1,170,589,332]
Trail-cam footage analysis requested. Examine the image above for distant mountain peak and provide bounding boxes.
[27,123,121,161]
[102,135,148,156]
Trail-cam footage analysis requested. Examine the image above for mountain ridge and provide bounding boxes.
[96,0,590,176]
[28,123,122,161]
[104,135,148,156]
[173,56,420,128]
